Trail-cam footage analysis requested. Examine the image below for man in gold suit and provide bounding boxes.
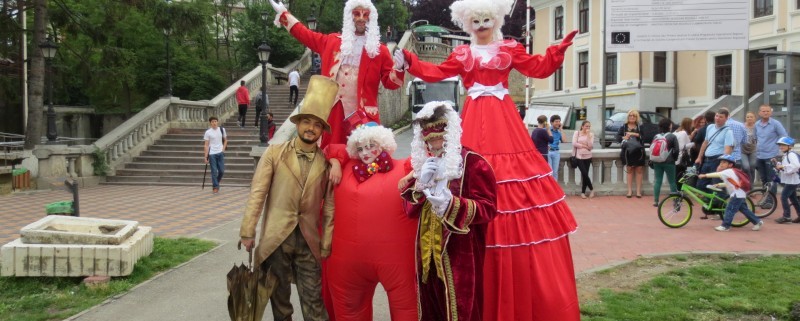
[240,75,338,321]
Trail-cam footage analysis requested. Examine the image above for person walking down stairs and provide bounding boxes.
[236,80,250,128]
[204,116,228,194]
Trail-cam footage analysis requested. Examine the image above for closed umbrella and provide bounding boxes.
[227,242,277,321]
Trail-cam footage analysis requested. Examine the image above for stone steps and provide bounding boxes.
[102,72,312,187]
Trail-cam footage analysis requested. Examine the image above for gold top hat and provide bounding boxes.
[290,75,339,132]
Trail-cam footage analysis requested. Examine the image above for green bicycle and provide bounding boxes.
[658,168,754,228]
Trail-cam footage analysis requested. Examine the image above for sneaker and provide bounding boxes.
[213,188,219,194]
[714,225,730,232]
[775,217,793,224]
[653,202,658,207]
[581,193,587,199]
[792,217,800,224]
[589,190,595,198]
[752,221,764,231]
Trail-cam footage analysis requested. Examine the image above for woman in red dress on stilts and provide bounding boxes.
[393,0,580,319]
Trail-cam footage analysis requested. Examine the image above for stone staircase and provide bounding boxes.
[102,73,312,187]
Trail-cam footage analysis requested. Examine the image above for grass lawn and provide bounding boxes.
[0,237,217,321]
[580,255,800,321]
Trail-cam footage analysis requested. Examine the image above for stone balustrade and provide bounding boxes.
[556,148,675,196]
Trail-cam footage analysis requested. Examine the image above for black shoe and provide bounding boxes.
[792,217,800,224]
[775,217,793,224]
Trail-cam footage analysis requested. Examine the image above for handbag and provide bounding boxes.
[570,146,579,169]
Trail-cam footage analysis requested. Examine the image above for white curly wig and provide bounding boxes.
[450,0,513,44]
[410,101,463,181]
[341,0,381,59]
[346,124,397,159]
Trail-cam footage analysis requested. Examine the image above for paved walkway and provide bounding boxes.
[1,128,799,320]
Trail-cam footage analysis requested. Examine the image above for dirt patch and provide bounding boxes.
[576,254,754,302]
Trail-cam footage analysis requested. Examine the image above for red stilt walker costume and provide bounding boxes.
[394,0,581,319]
[268,0,404,149]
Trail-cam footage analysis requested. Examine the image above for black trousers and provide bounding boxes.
[289,85,298,106]
[577,158,594,194]
[238,104,248,127]
[254,108,262,127]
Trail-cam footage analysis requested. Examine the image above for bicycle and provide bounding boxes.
[746,162,781,218]
[657,167,755,228]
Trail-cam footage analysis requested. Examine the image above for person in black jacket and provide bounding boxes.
[652,118,680,206]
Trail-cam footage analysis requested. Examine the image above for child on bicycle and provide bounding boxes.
[774,136,800,224]
[698,154,764,232]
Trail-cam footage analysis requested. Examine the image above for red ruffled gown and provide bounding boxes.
[404,40,580,321]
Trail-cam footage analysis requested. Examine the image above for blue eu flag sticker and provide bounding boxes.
[611,32,630,44]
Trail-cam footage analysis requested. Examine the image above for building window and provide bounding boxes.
[654,52,667,82]
[554,67,563,91]
[554,6,564,40]
[579,0,589,33]
[578,51,589,88]
[606,53,617,85]
[715,55,732,98]
[754,0,773,18]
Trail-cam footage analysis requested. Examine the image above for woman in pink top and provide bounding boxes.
[572,121,594,198]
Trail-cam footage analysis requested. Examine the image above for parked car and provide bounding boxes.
[603,111,677,147]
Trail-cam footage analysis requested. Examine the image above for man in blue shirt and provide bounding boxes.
[547,115,564,182]
[695,108,735,191]
[754,104,788,198]
[725,116,746,163]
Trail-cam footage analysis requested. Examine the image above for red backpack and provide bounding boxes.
[731,168,751,192]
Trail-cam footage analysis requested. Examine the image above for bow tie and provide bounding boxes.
[353,151,393,183]
[296,149,316,162]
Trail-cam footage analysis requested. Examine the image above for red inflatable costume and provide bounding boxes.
[324,139,418,321]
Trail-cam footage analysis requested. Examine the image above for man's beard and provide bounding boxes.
[299,133,320,144]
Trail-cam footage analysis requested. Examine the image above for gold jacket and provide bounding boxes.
[240,139,335,266]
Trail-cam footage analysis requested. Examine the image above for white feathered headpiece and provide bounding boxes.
[341,0,381,58]
[410,101,464,181]
[450,0,513,43]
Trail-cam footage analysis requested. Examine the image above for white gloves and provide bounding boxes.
[393,49,407,71]
[269,0,288,27]
[418,158,438,187]
[423,188,452,217]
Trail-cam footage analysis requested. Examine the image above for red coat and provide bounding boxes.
[289,23,404,146]
[401,148,497,321]
[235,86,249,105]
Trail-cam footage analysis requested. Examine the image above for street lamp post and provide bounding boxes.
[163,25,173,97]
[257,42,272,146]
[40,36,58,143]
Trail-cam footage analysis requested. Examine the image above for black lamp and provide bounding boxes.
[40,36,58,143]
[307,4,318,31]
[258,42,272,146]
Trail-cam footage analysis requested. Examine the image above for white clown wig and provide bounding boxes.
[346,123,397,159]
[450,0,513,44]
[410,101,464,181]
[341,0,381,58]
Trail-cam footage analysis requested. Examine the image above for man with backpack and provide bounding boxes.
[699,154,764,232]
[204,116,227,194]
[650,118,679,207]
[695,108,735,192]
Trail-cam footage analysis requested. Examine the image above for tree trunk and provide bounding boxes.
[24,0,46,149]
